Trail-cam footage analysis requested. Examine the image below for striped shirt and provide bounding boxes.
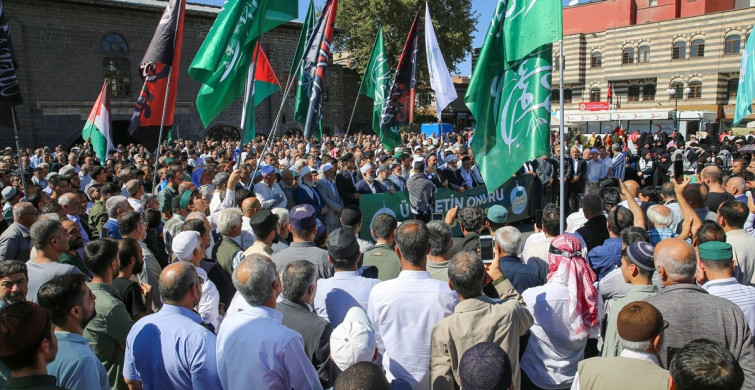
[703,277,755,336]
[611,153,626,180]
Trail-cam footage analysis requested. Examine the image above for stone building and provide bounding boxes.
[1,0,373,148]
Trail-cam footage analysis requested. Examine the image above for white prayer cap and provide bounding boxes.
[359,163,373,175]
[445,154,458,164]
[320,163,334,173]
[299,166,314,177]
[329,307,376,371]
[172,231,201,262]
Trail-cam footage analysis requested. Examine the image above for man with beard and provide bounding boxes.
[0,261,27,309]
[295,166,328,221]
[442,154,465,192]
[38,274,108,390]
[59,220,89,277]
[388,163,406,192]
[336,153,361,207]
[425,155,449,190]
[316,163,344,233]
[113,239,152,321]
[355,164,386,194]
[254,166,287,210]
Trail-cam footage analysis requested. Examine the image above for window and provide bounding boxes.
[725,35,741,54]
[628,86,640,101]
[728,79,738,99]
[103,58,130,97]
[649,0,657,5]
[102,33,128,53]
[643,84,656,101]
[553,89,573,104]
[672,41,686,60]
[688,80,702,99]
[590,51,602,68]
[590,87,601,102]
[669,81,684,99]
[564,89,573,104]
[690,39,704,58]
[638,45,650,63]
[622,47,634,64]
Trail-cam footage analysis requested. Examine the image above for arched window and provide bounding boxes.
[102,33,128,53]
[102,33,130,98]
[590,51,602,68]
[672,41,686,60]
[628,86,640,102]
[669,81,684,100]
[688,80,702,99]
[690,39,705,58]
[638,45,650,63]
[622,47,634,64]
[590,87,601,102]
[643,84,656,102]
[728,79,739,99]
[725,35,741,54]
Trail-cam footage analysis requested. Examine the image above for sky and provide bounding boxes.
[190,0,495,76]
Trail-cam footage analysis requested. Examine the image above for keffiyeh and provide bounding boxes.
[548,234,599,336]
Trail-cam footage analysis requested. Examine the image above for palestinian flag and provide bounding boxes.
[242,42,281,143]
[82,81,114,162]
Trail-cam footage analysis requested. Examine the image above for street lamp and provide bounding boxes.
[667,85,691,133]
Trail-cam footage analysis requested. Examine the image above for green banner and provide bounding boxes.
[358,175,536,240]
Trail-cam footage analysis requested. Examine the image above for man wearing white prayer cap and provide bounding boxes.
[172,230,222,332]
[355,163,386,195]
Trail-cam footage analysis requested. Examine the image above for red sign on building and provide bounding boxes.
[578,102,609,111]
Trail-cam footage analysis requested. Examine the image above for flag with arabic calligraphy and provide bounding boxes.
[465,0,560,191]
[294,0,338,140]
[359,28,398,151]
[189,0,297,128]
[380,9,420,135]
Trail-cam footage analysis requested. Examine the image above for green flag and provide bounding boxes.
[734,25,755,126]
[465,0,558,191]
[189,0,297,127]
[290,0,316,77]
[359,29,396,151]
[502,0,562,63]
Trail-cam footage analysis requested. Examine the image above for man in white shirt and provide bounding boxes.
[254,166,287,209]
[367,220,458,389]
[172,230,222,333]
[719,200,755,286]
[521,204,560,279]
[216,256,322,390]
[124,179,143,213]
[314,228,379,327]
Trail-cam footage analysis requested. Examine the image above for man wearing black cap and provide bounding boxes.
[242,210,278,259]
[336,153,361,207]
[0,302,64,390]
[271,204,333,280]
[314,228,380,327]
[340,207,374,253]
[574,302,669,389]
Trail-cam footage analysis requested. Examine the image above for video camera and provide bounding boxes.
[599,178,621,212]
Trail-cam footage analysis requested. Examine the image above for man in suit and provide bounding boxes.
[442,154,465,192]
[315,163,343,233]
[566,146,587,214]
[388,163,406,192]
[336,153,360,207]
[0,202,37,261]
[294,166,327,223]
[355,164,386,195]
[101,195,132,239]
[277,260,336,389]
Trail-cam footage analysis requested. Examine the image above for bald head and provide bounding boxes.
[159,262,198,305]
[241,197,261,217]
[727,176,745,195]
[700,165,723,185]
[623,180,640,198]
[655,238,697,285]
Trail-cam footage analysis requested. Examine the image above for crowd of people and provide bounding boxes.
[0,126,752,390]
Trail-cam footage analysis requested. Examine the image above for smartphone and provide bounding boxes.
[432,212,443,221]
[479,235,494,263]
[101,227,109,238]
[535,210,543,229]
[673,160,684,183]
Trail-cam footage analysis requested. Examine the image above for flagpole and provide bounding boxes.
[151,0,183,189]
[343,78,366,143]
[558,39,565,234]
[11,107,27,198]
[238,42,261,170]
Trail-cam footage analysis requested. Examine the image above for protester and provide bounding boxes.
[668,338,744,390]
[361,213,401,281]
[26,219,83,303]
[0,202,37,261]
[0,260,27,309]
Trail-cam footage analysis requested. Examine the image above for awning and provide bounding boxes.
[556,109,671,123]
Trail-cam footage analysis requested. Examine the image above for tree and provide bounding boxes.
[333,0,477,83]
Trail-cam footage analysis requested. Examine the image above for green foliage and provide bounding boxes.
[333,0,478,83]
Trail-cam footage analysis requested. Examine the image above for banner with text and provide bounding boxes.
[358,175,535,239]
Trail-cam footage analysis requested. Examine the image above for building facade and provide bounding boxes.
[553,0,755,135]
[1,0,372,148]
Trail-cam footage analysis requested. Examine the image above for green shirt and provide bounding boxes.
[59,252,89,276]
[84,282,134,390]
[426,260,450,282]
[362,243,402,281]
[88,201,107,240]
[602,284,659,358]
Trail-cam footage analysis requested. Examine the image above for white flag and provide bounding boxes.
[425,2,457,122]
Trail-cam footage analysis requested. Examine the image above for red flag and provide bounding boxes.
[607,83,612,103]
[381,10,421,132]
[127,0,185,151]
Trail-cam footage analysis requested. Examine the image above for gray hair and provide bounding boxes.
[12,202,34,220]
[37,213,60,222]
[281,260,316,303]
[271,207,289,227]
[655,241,697,282]
[216,208,242,235]
[212,172,230,188]
[105,195,129,218]
[427,221,452,256]
[56,193,76,208]
[30,219,63,250]
[647,205,673,228]
[494,226,521,256]
[186,211,207,221]
[448,251,485,299]
[619,337,653,353]
[141,193,156,211]
[232,256,276,306]
[159,262,197,303]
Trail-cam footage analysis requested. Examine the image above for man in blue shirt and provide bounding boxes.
[588,205,634,280]
[123,262,222,390]
[493,227,544,293]
[38,274,109,390]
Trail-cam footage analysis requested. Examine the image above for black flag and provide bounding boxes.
[381,9,420,133]
[0,1,22,128]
